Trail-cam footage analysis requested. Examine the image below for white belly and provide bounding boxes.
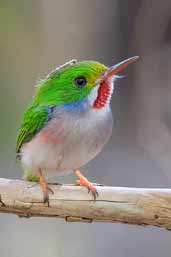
[20,106,113,174]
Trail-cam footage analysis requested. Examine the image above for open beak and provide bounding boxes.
[101,56,139,82]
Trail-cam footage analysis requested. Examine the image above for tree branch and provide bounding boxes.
[0,178,171,229]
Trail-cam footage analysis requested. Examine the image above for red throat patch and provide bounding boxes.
[93,81,111,109]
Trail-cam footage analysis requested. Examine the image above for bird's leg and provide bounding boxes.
[74,169,99,200]
[38,169,53,206]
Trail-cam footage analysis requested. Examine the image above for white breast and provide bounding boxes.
[20,105,113,175]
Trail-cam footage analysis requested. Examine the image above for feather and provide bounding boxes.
[16,105,49,154]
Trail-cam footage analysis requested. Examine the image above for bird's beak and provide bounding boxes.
[99,56,139,83]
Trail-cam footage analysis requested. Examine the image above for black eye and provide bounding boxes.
[74,76,87,88]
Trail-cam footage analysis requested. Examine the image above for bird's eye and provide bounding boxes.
[74,76,87,88]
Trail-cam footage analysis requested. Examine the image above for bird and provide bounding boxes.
[16,57,139,205]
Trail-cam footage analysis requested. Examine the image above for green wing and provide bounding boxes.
[16,105,49,154]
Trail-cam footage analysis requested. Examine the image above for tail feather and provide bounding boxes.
[23,170,39,182]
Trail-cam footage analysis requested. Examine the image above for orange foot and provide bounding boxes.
[74,169,99,200]
[38,169,54,206]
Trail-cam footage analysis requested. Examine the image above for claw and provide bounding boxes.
[48,182,62,186]
[42,185,54,206]
[43,191,49,205]
[74,169,99,201]
[47,186,54,195]
[38,169,53,206]
[87,185,99,201]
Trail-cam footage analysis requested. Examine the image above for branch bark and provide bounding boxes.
[0,178,171,229]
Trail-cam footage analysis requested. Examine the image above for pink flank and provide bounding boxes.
[36,124,65,144]
[37,131,61,144]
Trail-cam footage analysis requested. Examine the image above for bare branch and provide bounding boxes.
[0,178,171,229]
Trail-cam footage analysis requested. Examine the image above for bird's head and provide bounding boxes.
[34,57,139,109]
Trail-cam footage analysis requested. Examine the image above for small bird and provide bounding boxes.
[16,57,139,204]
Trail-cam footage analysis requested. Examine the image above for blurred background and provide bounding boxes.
[1,0,171,256]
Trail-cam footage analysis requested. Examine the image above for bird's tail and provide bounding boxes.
[23,170,39,182]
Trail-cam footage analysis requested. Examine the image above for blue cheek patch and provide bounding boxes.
[61,97,89,114]
[32,98,89,136]
[43,97,89,124]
